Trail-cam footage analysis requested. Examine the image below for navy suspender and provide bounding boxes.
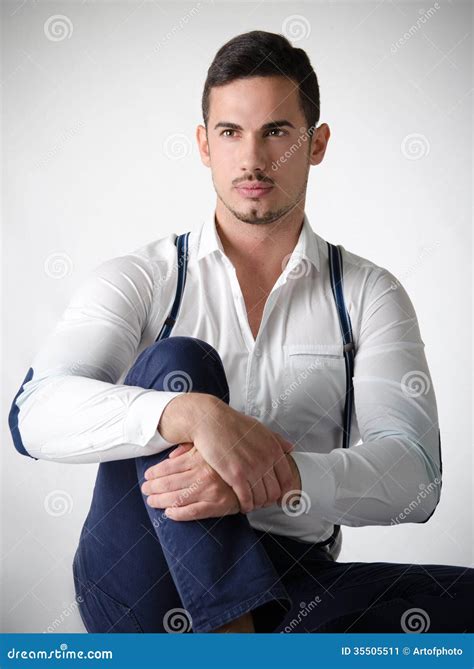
[155,232,191,342]
[327,242,355,450]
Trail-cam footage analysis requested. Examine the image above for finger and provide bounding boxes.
[165,501,235,522]
[144,454,193,481]
[168,443,195,459]
[249,478,267,509]
[141,470,200,495]
[145,485,201,509]
[272,452,294,498]
[232,479,254,514]
[261,470,281,508]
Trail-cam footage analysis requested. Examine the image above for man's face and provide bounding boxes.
[197,75,329,225]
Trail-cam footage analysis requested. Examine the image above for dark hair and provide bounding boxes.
[202,30,320,137]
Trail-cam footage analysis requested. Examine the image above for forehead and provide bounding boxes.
[208,75,303,125]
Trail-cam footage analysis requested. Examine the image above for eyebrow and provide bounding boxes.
[213,120,296,131]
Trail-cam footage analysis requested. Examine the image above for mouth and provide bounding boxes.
[235,185,274,198]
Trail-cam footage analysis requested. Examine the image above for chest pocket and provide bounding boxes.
[282,342,346,439]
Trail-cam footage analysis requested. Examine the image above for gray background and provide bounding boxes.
[2,0,472,633]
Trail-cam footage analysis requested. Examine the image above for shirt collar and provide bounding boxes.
[195,206,320,272]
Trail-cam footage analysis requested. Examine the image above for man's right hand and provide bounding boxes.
[153,393,296,513]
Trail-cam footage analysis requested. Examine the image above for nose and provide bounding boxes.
[238,135,268,174]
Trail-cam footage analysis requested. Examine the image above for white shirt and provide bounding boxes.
[14,206,442,556]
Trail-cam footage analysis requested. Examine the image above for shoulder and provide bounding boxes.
[90,232,179,287]
[335,242,395,291]
[66,232,179,312]
[316,235,419,334]
[318,237,402,299]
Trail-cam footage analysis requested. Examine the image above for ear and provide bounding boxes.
[309,123,331,167]
[196,124,211,168]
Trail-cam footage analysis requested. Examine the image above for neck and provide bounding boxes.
[214,200,306,278]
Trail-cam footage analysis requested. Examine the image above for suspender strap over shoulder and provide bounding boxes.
[155,232,191,342]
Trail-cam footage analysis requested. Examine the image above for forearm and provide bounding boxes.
[292,434,441,528]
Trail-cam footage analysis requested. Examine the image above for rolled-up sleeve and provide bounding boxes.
[292,267,442,527]
[9,253,184,464]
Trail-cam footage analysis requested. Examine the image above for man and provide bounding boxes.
[9,30,473,634]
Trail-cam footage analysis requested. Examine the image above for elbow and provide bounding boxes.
[8,368,39,461]
[416,472,442,524]
[391,471,442,525]
[400,432,442,524]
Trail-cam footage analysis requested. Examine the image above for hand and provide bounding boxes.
[141,443,240,520]
[145,397,297,514]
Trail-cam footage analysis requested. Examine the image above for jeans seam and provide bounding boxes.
[160,521,207,615]
[86,579,144,633]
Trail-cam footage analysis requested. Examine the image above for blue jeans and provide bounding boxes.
[72,336,474,633]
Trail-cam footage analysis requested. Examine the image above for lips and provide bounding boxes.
[235,184,274,198]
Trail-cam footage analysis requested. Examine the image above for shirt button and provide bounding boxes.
[250,407,261,417]
[254,348,262,357]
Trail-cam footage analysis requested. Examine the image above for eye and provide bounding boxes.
[220,129,236,137]
[266,129,286,137]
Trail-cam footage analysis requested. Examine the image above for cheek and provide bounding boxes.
[270,150,308,184]
[210,145,235,172]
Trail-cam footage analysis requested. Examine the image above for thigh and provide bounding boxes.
[273,554,474,633]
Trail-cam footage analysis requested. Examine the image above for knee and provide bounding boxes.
[125,336,229,402]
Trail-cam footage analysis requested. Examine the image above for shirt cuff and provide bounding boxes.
[291,451,338,522]
[123,389,186,453]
